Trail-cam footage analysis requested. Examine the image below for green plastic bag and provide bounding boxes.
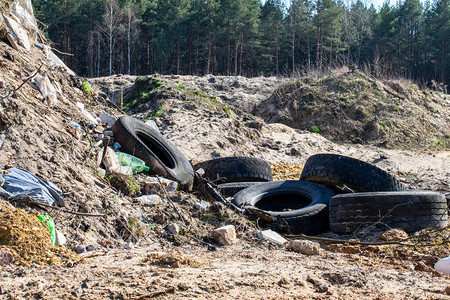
[37,215,56,245]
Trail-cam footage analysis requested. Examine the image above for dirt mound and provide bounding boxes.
[0,201,79,266]
[253,70,450,150]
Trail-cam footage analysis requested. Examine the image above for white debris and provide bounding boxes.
[258,229,287,245]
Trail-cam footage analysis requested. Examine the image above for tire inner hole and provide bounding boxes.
[255,193,312,212]
[136,132,175,168]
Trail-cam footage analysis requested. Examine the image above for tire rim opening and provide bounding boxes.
[136,132,176,169]
[255,193,312,212]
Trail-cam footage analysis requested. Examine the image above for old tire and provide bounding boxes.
[300,154,405,192]
[217,182,260,197]
[232,180,334,235]
[329,191,448,234]
[111,116,194,189]
[194,157,272,183]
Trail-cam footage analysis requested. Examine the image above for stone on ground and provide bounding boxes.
[380,228,409,241]
[287,240,320,255]
[212,225,237,245]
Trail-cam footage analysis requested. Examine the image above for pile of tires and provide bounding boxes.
[196,153,448,236]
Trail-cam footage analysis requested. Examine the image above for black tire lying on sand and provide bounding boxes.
[329,191,448,234]
[232,180,334,235]
[111,116,194,190]
[300,153,405,192]
[217,182,261,197]
[195,156,272,184]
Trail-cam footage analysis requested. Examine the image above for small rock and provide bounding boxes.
[210,202,224,212]
[445,286,450,295]
[194,200,210,211]
[98,111,117,127]
[85,245,96,252]
[166,223,181,235]
[258,229,287,245]
[365,245,380,253]
[380,228,409,241]
[143,182,163,194]
[344,245,360,254]
[415,261,432,272]
[326,244,344,252]
[0,77,5,88]
[317,284,329,293]
[0,248,14,265]
[123,242,134,250]
[289,148,299,156]
[97,168,106,178]
[212,225,237,245]
[287,240,320,255]
[178,282,191,291]
[75,245,86,254]
[72,288,82,297]
[278,277,290,287]
[153,214,167,224]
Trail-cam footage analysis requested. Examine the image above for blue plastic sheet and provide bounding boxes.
[0,168,64,206]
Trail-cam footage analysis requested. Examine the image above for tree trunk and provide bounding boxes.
[206,37,211,74]
[316,25,321,68]
[276,39,279,75]
[239,32,244,76]
[234,29,239,76]
[127,13,131,75]
[97,31,101,77]
[88,33,94,78]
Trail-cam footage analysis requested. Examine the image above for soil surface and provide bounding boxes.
[0,3,449,299]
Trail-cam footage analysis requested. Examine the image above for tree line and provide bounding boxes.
[32,0,449,86]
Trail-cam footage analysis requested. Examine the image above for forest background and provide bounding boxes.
[32,0,449,86]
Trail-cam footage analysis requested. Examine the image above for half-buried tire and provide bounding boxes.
[300,153,405,192]
[194,156,272,183]
[111,116,194,190]
[329,191,448,234]
[232,180,334,235]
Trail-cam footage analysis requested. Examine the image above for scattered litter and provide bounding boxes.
[0,134,5,150]
[26,75,58,107]
[0,168,64,206]
[194,200,210,211]
[145,120,160,133]
[144,177,178,192]
[134,194,161,206]
[166,223,181,235]
[11,0,39,37]
[116,152,149,173]
[123,242,134,250]
[76,102,99,125]
[4,16,30,51]
[258,229,287,245]
[435,256,450,275]
[99,111,117,127]
[43,45,76,76]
